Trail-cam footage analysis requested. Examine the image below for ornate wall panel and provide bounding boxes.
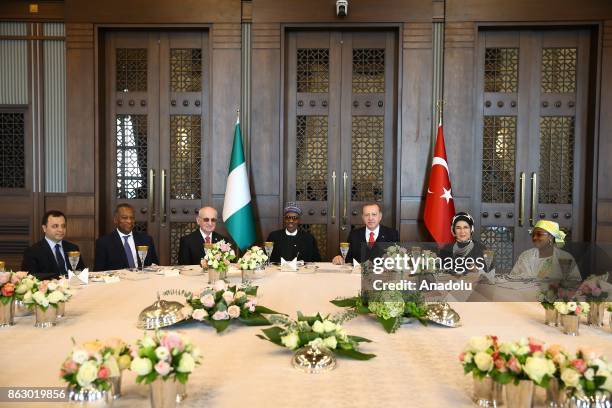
[170,115,202,200]
[295,115,328,201]
[115,114,148,199]
[0,112,25,188]
[481,116,517,203]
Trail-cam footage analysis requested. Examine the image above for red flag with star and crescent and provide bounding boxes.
[424,124,456,244]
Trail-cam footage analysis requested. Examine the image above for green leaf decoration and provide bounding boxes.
[377,316,399,333]
[239,315,270,326]
[254,305,282,315]
[334,348,376,360]
[347,335,372,343]
[259,326,284,345]
[210,319,231,333]
[330,298,358,307]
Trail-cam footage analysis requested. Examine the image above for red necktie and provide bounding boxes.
[205,236,211,244]
[368,231,375,248]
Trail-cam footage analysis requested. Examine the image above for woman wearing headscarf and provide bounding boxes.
[438,212,490,273]
[508,220,581,281]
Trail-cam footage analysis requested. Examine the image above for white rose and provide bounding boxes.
[200,294,215,308]
[308,338,324,349]
[32,291,47,306]
[222,291,234,305]
[48,282,58,291]
[181,305,193,318]
[474,352,493,372]
[104,355,120,378]
[598,369,612,392]
[463,352,473,364]
[335,327,348,342]
[155,347,170,361]
[323,336,338,349]
[584,368,595,381]
[47,290,64,304]
[579,302,590,314]
[280,332,300,350]
[499,342,517,355]
[177,353,195,373]
[567,302,577,312]
[524,357,555,384]
[130,357,153,376]
[141,336,157,349]
[192,309,208,321]
[213,280,227,292]
[322,320,336,333]
[561,368,581,388]
[312,320,325,334]
[554,302,569,315]
[76,361,98,387]
[227,305,241,319]
[72,349,89,365]
[234,291,246,300]
[22,290,33,304]
[468,336,492,353]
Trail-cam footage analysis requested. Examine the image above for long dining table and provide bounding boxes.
[1,263,610,408]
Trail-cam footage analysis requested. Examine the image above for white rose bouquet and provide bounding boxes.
[554,301,590,317]
[257,312,376,360]
[166,282,281,333]
[558,348,612,400]
[201,240,235,274]
[23,279,67,311]
[494,337,556,387]
[60,340,121,392]
[238,246,268,270]
[459,335,502,380]
[130,330,201,385]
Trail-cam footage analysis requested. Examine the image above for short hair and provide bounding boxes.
[42,210,66,226]
[362,202,382,213]
[114,203,135,215]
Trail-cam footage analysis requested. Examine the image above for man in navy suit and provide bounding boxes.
[22,210,86,280]
[332,202,399,264]
[177,206,230,265]
[94,203,159,271]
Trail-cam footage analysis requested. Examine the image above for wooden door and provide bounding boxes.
[105,30,209,265]
[285,30,397,260]
[475,29,590,273]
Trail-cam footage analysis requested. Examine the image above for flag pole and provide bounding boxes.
[436,99,444,127]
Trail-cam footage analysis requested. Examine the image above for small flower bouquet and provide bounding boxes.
[538,282,561,310]
[105,338,133,372]
[495,337,556,387]
[130,331,201,384]
[578,275,609,302]
[166,281,281,333]
[60,340,121,392]
[13,274,37,301]
[257,312,376,360]
[0,271,28,304]
[554,301,590,317]
[558,348,612,401]
[23,279,67,310]
[331,291,427,333]
[459,335,504,380]
[200,240,235,274]
[238,245,268,270]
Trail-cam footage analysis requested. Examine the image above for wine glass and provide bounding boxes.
[136,245,148,273]
[67,251,80,272]
[339,242,349,266]
[483,249,495,271]
[0,261,5,272]
[264,241,274,266]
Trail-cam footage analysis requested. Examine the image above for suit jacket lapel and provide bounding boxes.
[42,240,61,276]
[113,230,131,266]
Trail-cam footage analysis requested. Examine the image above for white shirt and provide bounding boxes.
[45,237,66,265]
[199,229,213,243]
[285,229,298,236]
[365,226,380,242]
[117,229,138,266]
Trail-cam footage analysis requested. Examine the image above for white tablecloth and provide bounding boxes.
[1,263,611,408]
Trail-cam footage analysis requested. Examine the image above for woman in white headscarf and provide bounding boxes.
[508,220,581,281]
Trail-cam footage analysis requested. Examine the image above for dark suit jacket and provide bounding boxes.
[22,239,85,281]
[94,230,159,271]
[345,225,400,263]
[177,230,228,265]
[266,229,321,263]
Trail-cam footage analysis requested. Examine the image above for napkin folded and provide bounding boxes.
[353,259,360,268]
[280,257,298,271]
[69,268,89,284]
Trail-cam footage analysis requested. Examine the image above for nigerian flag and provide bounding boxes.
[222,119,256,251]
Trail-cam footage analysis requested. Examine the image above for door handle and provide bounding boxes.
[519,172,525,227]
[530,172,537,227]
[148,169,156,223]
[342,171,348,225]
[331,171,336,224]
[161,169,167,225]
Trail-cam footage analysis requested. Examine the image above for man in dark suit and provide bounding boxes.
[267,202,321,263]
[332,202,399,264]
[22,210,85,280]
[177,206,230,265]
[94,203,159,271]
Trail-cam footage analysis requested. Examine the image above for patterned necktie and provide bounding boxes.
[368,231,375,248]
[205,235,211,244]
[55,243,67,275]
[123,236,135,268]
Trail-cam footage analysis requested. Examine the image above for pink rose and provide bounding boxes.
[1,282,15,297]
[458,352,465,362]
[154,361,172,376]
[97,366,109,379]
[213,281,227,292]
[220,243,229,252]
[575,306,582,314]
[528,337,543,354]
[160,332,184,353]
[200,294,215,308]
[212,310,229,320]
[62,360,78,374]
[0,272,11,285]
[508,357,521,374]
[494,358,506,371]
[577,347,597,362]
[227,305,240,319]
[571,359,587,374]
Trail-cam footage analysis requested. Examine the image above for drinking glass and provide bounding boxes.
[136,245,148,273]
[339,242,350,265]
[264,241,274,266]
[483,249,495,271]
[67,251,80,272]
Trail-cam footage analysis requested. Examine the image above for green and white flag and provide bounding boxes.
[222,119,256,251]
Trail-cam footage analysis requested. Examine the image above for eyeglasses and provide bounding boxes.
[284,215,299,221]
[199,217,217,223]
[531,231,549,238]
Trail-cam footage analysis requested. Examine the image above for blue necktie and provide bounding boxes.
[55,243,67,275]
[123,236,135,268]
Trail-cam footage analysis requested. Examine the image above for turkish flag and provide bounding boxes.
[424,125,456,244]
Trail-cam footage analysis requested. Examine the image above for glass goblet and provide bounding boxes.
[67,251,80,272]
[136,245,148,273]
[264,241,274,266]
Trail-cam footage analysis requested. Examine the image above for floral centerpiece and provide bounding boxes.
[165,281,280,333]
[238,245,268,270]
[554,301,590,317]
[331,290,427,333]
[105,338,132,372]
[0,271,28,305]
[557,348,612,402]
[130,330,201,385]
[22,279,67,311]
[201,240,235,275]
[14,274,37,301]
[60,340,121,393]
[578,275,609,302]
[257,312,376,360]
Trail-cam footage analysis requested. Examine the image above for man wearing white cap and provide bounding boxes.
[266,202,321,263]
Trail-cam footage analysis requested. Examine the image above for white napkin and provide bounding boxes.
[353,259,360,268]
[280,257,298,271]
[69,268,89,284]
[163,269,180,277]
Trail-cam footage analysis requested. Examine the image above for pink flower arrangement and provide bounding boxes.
[0,271,30,303]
